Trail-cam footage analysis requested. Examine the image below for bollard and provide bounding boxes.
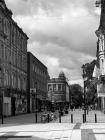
[87,109,88,115]
[95,114,97,123]
[48,114,50,123]
[59,111,61,123]
[84,113,86,122]
[83,114,85,123]
[71,114,73,123]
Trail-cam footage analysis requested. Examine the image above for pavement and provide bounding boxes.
[0,110,105,139]
[0,111,59,125]
[1,123,105,140]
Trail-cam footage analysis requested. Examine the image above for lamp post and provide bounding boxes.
[83,76,87,123]
[35,82,37,123]
[1,89,4,124]
[82,64,88,123]
[0,68,4,124]
[0,87,4,125]
[50,89,52,111]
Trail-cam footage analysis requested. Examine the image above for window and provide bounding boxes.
[5,47,7,60]
[11,73,14,87]
[1,44,4,58]
[0,43,2,58]
[102,59,104,75]
[62,84,65,91]
[8,73,10,86]
[58,84,61,91]
[14,75,16,88]
[0,69,2,86]
[32,63,34,71]
[5,71,9,86]
[7,49,11,62]
[18,76,21,89]
[0,17,2,31]
[53,84,56,91]
[48,84,51,91]
[23,78,26,90]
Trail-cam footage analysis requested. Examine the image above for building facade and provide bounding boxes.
[47,72,70,111]
[0,0,28,116]
[94,0,105,111]
[27,52,49,113]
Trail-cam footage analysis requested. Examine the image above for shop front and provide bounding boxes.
[15,95,27,115]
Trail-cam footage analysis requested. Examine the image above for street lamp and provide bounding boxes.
[30,82,37,123]
[0,68,4,124]
[83,76,87,123]
[35,82,37,123]
[49,87,53,111]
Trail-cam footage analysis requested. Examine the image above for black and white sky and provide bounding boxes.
[6,0,101,86]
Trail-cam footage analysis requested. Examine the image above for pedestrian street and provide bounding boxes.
[0,110,105,139]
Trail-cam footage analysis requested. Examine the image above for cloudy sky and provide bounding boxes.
[6,0,101,86]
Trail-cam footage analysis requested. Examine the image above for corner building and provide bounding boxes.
[0,0,28,116]
[47,72,70,111]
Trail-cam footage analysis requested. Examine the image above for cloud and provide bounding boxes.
[13,3,99,56]
[28,41,96,84]
[5,0,100,86]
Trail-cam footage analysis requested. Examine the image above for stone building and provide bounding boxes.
[47,72,70,111]
[0,0,28,116]
[27,52,49,113]
[93,0,105,111]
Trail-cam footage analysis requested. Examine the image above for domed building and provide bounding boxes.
[58,71,66,80]
[47,72,70,111]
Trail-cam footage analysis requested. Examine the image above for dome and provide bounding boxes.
[58,71,66,80]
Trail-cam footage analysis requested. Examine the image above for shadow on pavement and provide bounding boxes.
[81,129,97,140]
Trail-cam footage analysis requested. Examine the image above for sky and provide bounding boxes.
[6,0,101,86]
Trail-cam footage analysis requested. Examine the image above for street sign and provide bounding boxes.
[30,88,36,94]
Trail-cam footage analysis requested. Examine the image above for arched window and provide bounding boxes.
[5,70,8,86]
[1,44,4,58]
[11,73,14,87]
[23,78,26,90]
[0,68,2,86]
[14,74,16,88]
[8,72,10,86]
[18,76,21,89]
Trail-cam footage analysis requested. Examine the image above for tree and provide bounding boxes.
[82,60,97,80]
[81,59,98,106]
[70,84,83,108]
